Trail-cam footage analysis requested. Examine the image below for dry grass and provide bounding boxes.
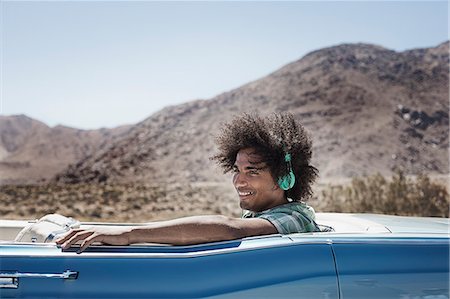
[0,182,240,222]
[0,173,448,222]
[318,172,449,217]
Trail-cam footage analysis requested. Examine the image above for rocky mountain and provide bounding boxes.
[53,41,449,184]
[0,115,132,184]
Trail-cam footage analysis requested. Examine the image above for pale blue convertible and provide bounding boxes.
[0,213,449,298]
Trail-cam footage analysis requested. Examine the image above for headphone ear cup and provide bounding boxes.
[278,170,295,191]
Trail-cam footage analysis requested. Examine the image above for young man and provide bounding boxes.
[56,113,319,252]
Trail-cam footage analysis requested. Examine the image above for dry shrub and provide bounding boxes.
[321,172,449,217]
[0,182,239,221]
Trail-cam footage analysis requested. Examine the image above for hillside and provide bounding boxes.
[53,42,449,184]
[0,115,131,184]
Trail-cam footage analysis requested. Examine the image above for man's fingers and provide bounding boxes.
[61,231,94,250]
[78,234,100,253]
[55,229,83,245]
[57,227,130,253]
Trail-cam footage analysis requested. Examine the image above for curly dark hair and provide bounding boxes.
[212,112,318,201]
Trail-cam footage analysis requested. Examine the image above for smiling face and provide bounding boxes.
[232,148,286,212]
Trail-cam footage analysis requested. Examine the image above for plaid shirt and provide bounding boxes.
[242,202,319,234]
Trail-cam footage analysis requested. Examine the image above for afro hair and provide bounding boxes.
[212,112,318,201]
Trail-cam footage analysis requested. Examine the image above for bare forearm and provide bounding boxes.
[128,215,242,245]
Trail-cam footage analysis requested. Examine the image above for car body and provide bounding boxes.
[0,213,449,299]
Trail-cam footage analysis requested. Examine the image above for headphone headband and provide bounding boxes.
[284,153,291,162]
[278,152,295,191]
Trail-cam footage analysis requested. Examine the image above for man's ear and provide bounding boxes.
[272,181,280,190]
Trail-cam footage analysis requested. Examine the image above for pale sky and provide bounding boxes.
[1,1,448,129]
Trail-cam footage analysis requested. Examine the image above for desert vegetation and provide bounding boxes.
[0,182,240,222]
[319,172,449,217]
[1,173,448,222]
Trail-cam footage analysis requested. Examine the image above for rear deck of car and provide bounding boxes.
[1,212,448,243]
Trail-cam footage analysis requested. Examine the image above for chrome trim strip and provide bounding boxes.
[326,238,450,245]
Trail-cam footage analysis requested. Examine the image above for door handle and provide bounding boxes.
[0,270,78,289]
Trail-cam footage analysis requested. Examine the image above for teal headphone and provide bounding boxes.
[278,152,296,191]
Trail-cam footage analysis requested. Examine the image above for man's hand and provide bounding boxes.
[55,227,132,253]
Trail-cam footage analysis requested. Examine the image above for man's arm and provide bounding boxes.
[55,215,278,252]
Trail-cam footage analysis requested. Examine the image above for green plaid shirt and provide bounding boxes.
[242,202,319,234]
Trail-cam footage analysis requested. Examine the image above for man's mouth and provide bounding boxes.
[238,191,255,197]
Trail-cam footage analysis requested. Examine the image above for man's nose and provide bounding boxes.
[233,173,248,187]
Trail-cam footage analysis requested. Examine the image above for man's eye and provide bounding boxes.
[249,170,259,175]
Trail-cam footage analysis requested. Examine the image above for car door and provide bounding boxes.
[0,236,338,298]
[332,237,450,299]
